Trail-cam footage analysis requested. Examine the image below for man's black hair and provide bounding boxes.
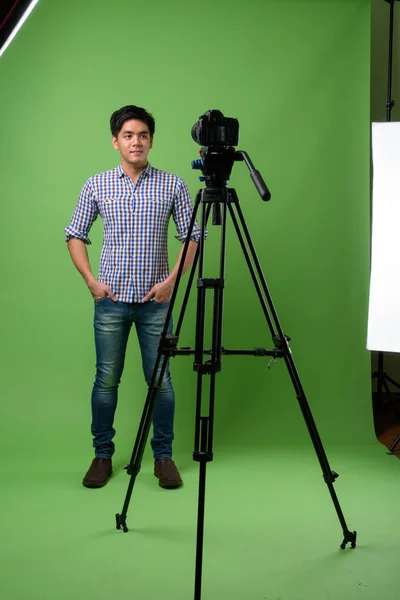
[110,105,155,138]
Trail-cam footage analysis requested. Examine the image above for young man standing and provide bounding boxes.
[65,105,199,489]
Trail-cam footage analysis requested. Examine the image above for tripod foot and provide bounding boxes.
[116,513,128,533]
[340,530,357,549]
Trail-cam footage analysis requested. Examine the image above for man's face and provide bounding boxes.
[112,119,153,168]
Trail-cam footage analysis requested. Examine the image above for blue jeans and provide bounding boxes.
[91,297,175,460]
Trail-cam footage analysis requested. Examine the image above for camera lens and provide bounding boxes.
[191,122,201,144]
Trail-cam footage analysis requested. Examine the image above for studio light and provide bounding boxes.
[367,122,400,353]
[0,0,39,59]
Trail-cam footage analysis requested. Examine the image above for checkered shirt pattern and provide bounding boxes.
[65,163,201,303]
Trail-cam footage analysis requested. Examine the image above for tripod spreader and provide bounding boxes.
[158,334,292,360]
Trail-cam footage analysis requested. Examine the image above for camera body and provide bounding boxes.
[191,110,239,147]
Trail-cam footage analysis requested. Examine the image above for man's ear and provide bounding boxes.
[150,136,153,149]
[112,136,119,150]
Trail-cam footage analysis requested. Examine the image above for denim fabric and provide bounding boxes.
[91,297,174,460]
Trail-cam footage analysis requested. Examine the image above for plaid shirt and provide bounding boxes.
[65,163,201,303]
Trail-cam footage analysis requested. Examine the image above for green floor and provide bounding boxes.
[2,443,399,600]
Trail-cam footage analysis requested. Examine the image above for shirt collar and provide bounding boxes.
[117,163,153,179]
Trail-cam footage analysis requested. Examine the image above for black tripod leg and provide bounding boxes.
[192,197,226,600]
[116,191,207,532]
[116,357,168,532]
[194,290,223,600]
[193,359,219,599]
[284,355,356,549]
[175,203,213,337]
[377,352,384,404]
[385,375,400,391]
[383,378,392,396]
[387,432,400,455]
[374,354,395,402]
[227,195,356,549]
[194,390,215,600]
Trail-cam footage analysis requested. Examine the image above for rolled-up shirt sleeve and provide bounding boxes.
[173,180,204,243]
[64,178,98,245]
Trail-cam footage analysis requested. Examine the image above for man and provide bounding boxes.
[65,105,200,489]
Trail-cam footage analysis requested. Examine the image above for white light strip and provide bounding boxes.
[0,0,40,58]
[367,122,400,352]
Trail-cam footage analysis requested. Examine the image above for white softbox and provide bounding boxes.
[367,121,400,352]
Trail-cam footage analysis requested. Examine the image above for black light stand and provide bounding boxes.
[371,0,400,454]
[115,143,357,600]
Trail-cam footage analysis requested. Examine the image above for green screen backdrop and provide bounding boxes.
[0,0,372,470]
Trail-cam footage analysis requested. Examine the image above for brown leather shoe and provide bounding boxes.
[154,458,183,489]
[82,458,112,488]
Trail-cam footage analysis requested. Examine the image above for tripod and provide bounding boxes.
[115,146,356,600]
[371,0,400,454]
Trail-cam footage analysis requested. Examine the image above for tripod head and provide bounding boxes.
[191,110,271,201]
[192,146,236,189]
